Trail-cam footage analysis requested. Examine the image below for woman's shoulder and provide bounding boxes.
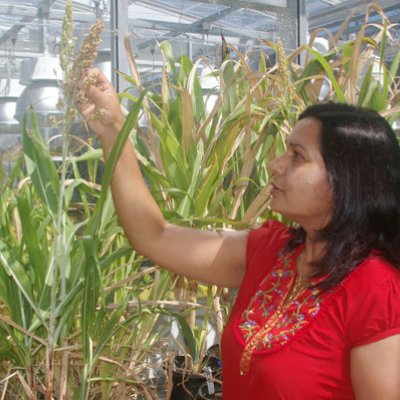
[247,220,291,253]
[244,220,292,284]
[329,255,400,323]
[337,255,400,347]
[347,254,400,290]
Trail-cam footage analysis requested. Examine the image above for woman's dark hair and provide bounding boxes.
[286,102,400,289]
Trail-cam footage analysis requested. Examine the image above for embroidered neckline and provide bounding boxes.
[236,246,330,375]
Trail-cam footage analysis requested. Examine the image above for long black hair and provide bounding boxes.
[285,102,400,289]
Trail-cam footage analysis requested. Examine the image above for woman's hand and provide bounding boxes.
[77,68,125,147]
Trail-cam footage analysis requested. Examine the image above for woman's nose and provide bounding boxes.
[269,154,286,175]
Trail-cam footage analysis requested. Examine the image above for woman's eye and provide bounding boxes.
[293,151,303,161]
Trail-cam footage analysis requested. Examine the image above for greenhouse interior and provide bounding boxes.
[0,0,399,399]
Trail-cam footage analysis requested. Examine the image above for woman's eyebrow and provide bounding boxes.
[286,140,307,152]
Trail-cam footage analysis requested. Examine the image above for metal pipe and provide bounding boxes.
[110,0,130,93]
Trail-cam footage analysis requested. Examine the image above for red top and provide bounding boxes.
[221,221,400,399]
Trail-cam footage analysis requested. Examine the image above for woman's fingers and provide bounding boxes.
[78,68,101,89]
[77,68,110,104]
[78,99,95,119]
[75,67,124,139]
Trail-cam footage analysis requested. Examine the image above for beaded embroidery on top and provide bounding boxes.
[237,247,330,373]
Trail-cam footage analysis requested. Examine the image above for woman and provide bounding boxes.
[78,69,400,399]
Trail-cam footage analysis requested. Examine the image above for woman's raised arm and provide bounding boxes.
[77,68,248,288]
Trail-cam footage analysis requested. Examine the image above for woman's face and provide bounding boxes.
[269,117,333,232]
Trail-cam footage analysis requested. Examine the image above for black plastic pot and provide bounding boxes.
[206,344,221,359]
[171,371,206,399]
[171,355,206,400]
[203,344,222,380]
[170,345,223,400]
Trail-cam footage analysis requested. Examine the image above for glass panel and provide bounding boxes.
[126,0,299,89]
[306,0,400,39]
[305,0,400,63]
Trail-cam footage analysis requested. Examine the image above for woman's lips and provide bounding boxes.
[270,182,283,195]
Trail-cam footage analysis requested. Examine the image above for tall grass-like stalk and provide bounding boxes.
[47,1,74,395]
[49,2,105,397]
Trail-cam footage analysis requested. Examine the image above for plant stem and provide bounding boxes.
[47,103,73,398]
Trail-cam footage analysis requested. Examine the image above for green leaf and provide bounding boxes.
[304,45,346,103]
[358,64,374,107]
[176,313,198,363]
[92,301,128,362]
[0,240,48,330]
[159,40,177,77]
[22,110,60,217]
[72,149,103,163]
[16,193,48,286]
[99,246,133,271]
